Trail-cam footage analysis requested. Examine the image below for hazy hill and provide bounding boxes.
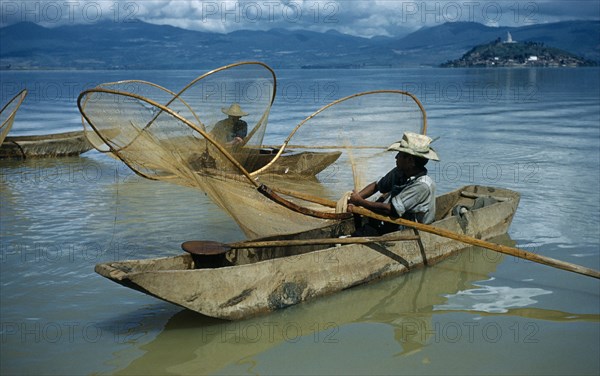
[1,20,598,69]
[373,21,600,66]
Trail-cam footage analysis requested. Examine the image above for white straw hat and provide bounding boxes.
[387,132,440,161]
[221,103,248,117]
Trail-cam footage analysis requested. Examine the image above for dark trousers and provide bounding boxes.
[352,216,399,237]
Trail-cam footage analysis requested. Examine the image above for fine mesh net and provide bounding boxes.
[81,62,276,174]
[0,89,28,144]
[259,90,427,201]
[82,80,194,154]
[78,63,428,239]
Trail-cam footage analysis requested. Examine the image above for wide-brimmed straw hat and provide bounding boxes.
[387,132,440,161]
[221,103,248,117]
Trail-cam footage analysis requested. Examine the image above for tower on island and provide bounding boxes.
[504,32,516,43]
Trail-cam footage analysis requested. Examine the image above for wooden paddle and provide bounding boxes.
[182,234,421,255]
[348,206,600,279]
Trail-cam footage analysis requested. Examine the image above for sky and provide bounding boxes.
[1,0,599,37]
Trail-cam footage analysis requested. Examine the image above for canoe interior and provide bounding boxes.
[100,184,519,274]
[226,184,518,265]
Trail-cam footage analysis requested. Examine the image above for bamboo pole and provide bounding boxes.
[349,206,600,279]
[254,144,388,150]
[262,188,600,279]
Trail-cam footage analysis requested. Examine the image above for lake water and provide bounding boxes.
[1,67,599,375]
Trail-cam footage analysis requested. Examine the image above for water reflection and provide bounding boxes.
[108,235,598,375]
[435,283,552,313]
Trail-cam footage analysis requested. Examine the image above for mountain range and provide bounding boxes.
[1,20,598,69]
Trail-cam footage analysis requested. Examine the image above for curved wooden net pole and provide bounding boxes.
[79,84,433,222]
[100,79,205,130]
[77,87,260,188]
[80,80,204,153]
[250,89,427,177]
[80,62,276,154]
[79,87,351,221]
[0,89,28,144]
[0,89,28,118]
[172,61,277,145]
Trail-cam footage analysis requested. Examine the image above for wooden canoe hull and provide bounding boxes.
[0,131,93,159]
[95,185,520,320]
[243,150,342,176]
[189,148,342,177]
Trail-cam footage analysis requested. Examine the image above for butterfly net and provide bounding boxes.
[261,90,428,199]
[79,63,427,239]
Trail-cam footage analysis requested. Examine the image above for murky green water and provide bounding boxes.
[1,68,599,375]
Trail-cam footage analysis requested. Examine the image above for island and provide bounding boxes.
[441,32,597,68]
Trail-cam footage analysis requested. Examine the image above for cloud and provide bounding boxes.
[1,0,598,37]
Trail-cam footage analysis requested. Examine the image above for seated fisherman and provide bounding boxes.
[347,131,440,236]
[211,103,248,147]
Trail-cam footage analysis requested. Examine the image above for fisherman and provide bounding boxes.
[347,131,440,236]
[211,103,248,147]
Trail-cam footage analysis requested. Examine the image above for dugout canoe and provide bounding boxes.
[189,147,342,177]
[244,149,341,176]
[95,184,520,320]
[0,130,93,159]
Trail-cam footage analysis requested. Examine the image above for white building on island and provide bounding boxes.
[504,32,516,43]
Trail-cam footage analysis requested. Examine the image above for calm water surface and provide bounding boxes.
[1,68,599,375]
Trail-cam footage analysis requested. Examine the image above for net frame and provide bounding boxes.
[80,61,277,173]
[78,86,260,187]
[81,80,203,153]
[77,66,431,238]
[0,89,28,145]
[252,89,427,177]
[174,61,277,148]
[78,86,352,222]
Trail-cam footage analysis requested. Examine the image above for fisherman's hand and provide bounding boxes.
[348,190,364,205]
